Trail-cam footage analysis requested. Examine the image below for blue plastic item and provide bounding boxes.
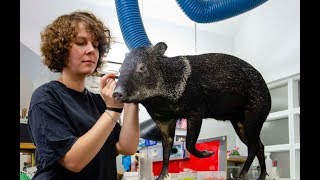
[115,0,151,50]
[145,139,157,147]
[122,155,131,172]
[175,0,268,23]
[114,0,268,50]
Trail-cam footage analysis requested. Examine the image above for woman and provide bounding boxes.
[27,10,140,179]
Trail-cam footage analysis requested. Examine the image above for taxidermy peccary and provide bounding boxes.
[113,42,271,180]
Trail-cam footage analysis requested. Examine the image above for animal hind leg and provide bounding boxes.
[243,112,267,180]
[230,119,263,180]
[230,120,249,180]
[186,116,214,158]
[257,139,267,180]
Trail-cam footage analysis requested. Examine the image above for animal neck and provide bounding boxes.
[158,56,192,101]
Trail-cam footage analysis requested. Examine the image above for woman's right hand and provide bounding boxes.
[100,73,123,109]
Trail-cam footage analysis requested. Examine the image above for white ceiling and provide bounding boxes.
[20,0,300,109]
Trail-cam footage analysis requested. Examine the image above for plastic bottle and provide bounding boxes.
[130,155,137,172]
[270,160,280,180]
[265,153,273,176]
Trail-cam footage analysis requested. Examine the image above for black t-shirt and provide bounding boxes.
[27,80,121,180]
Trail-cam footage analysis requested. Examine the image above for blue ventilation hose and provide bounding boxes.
[115,0,151,50]
[175,0,268,23]
[115,0,268,50]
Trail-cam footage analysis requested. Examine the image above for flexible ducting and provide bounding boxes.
[175,0,268,23]
[115,0,151,50]
[115,0,268,50]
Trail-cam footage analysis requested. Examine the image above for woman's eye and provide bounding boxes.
[76,41,85,46]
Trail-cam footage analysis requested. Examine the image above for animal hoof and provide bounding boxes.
[232,178,242,180]
[156,173,169,180]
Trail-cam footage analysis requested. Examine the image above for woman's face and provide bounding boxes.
[65,22,99,76]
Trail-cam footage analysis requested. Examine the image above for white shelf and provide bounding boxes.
[267,110,288,121]
[265,144,290,152]
[264,73,300,180]
[292,107,300,115]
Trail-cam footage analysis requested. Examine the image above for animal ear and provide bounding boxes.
[154,42,167,56]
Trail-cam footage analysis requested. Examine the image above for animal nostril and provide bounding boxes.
[113,92,124,101]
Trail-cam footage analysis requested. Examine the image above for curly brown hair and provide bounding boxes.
[40,10,113,74]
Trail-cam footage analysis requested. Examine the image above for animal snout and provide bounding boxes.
[113,88,126,101]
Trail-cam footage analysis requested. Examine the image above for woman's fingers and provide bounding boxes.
[101,79,115,96]
[100,73,116,92]
[105,77,114,91]
[109,80,116,91]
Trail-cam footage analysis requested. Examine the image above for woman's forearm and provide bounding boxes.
[58,111,121,172]
[116,103,140,155]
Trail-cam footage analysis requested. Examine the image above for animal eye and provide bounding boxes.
[136,63,146,73]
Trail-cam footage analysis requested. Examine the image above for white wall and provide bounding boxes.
[20,43,43,110]
[20,0,120,56]
[234,0,300,83]
[198,119,237,151]
[20,76,33,110]
[143,18,196,56]
[20,43,43,85]
[196,30,234,55]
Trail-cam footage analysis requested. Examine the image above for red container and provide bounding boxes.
[152,139,222,176]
